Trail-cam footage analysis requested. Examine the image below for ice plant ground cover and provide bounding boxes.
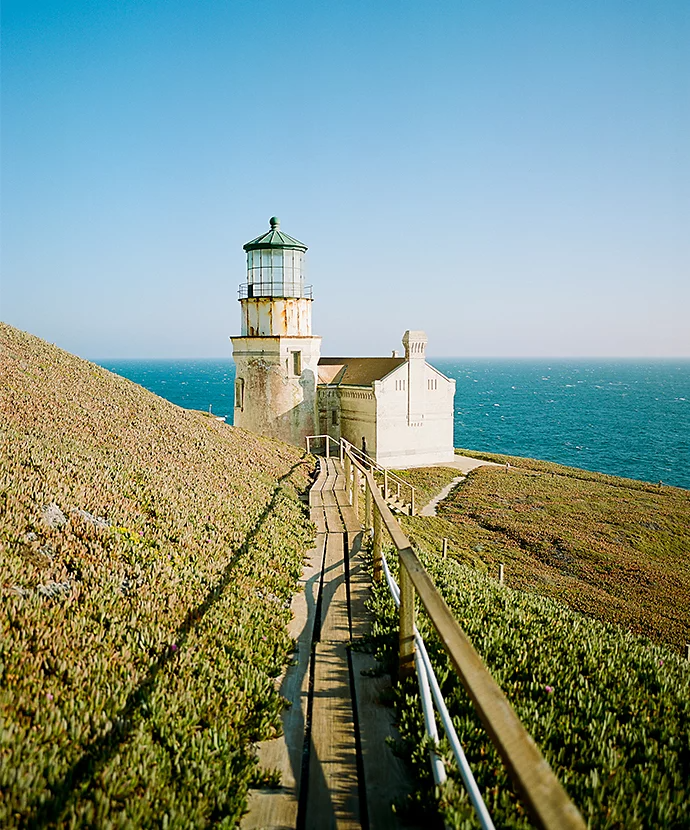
[373,461,690,828]
[0,323,315,827]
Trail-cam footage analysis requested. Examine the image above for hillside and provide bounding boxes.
[380,458,690,827]
[0,323,314,827]
[396,451,690,650]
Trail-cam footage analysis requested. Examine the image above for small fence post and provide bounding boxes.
[384,469,389,500]
[686,643,690,662]
[340,439,344,464]
[344,452,352,504]
[306,436,311,455]
[373,505,382,582]
[325,435,330,458]
[353,466,361,520]
[442,537,448,558]
[499,563,505,584]
[399,562,416,680]
[410,487,415,516]
[365,476,372,532]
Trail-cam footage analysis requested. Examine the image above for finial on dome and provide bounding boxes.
[270,216,280,230]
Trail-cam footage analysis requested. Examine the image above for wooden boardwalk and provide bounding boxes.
[243,458,413,830]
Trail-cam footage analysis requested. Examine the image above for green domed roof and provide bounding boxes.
[243,217,308,252]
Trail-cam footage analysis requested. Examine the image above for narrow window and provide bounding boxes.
[293,351,302,376]
[235,378,245,410]
[332,409,339,426]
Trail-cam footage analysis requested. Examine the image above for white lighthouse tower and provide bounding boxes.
[231,217,321,447]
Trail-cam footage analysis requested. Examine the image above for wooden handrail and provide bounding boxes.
[339,437,417,514]
[346,448,586,830]
[306,435,417,514]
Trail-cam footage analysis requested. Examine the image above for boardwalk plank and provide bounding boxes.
[306,641,360,829]
[338,501,361,534]
[351,651,417,830]
[324,458,339,492]
[320,531,350,643]
[311,504,327,534]
[325,504,345,533]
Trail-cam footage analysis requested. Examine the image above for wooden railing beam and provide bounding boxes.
[372,504,382,583]
[398,564,415,680]
[346,449,586,830]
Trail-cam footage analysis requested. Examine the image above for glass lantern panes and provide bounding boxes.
[246,247,305,297]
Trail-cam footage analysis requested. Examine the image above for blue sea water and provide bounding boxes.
[97,358,690,490]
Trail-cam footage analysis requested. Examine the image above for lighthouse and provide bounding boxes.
[231,217,321,446]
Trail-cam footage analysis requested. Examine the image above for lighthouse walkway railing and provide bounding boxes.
[335,443,586,830]
[305,434,417,515]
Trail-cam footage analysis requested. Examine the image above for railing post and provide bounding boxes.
[325,435,330,458]
[365,476,372,532]
[373,505,382,582]
[340,438,344,464]
[344,452,352,504]
[306,436,311,455]
[384,468,389,500]
[353,466,361,520]
[410,487,415,516]
[399,563,415,680]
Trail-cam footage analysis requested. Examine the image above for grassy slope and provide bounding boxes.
[380,457,690,827]
[0,323,314,828]
[390,466,461,507]
[398,453,690,650]
[369,547,690,829]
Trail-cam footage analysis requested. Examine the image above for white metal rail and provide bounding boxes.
[381,550,496,827]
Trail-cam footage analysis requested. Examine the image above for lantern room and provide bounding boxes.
[237,217,314,338]
[241,217,310,299]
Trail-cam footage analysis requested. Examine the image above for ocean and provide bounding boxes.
[97,358,690,490]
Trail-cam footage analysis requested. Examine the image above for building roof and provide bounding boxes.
[318,357,406,386]
[243,217,308,252]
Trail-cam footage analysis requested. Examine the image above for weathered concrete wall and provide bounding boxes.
[317,386,342,444]
[241,298,313,337]
[232,335,321,448]
[333,387,377,458]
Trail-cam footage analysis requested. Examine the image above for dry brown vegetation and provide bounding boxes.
[0,322,314,827]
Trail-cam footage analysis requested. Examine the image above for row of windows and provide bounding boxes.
[394,378,438,391]
[247,249,305,285]
[247,249,305,269]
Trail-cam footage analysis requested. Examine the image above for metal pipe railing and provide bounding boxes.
[382,551,448,788]
[382,549,494,827]
[346,446,586,830]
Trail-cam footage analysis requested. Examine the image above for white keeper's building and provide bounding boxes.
[231,218,456,468]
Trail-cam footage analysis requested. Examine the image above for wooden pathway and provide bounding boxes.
[243,458,414,830]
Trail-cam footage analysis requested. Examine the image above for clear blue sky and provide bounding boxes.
[2,0,689,358]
